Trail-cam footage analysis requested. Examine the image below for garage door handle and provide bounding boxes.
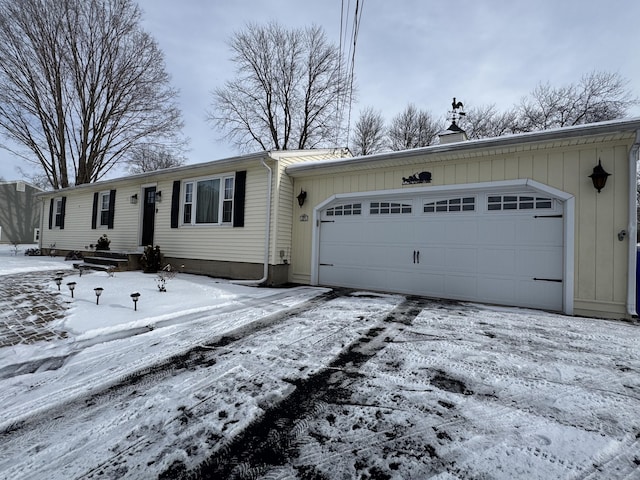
[417,250,420,264]
[413,250,420,264]
[413,250,416,264]
[533,277,562,283]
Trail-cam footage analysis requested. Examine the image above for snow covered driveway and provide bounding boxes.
[0,256,638,479]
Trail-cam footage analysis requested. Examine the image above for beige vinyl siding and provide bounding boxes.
[157,164,270,264]
[290,135,636,317]
[40,183,143,252]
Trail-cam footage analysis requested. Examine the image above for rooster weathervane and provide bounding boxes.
[448,97,466,127]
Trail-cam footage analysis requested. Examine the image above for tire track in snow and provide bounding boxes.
[189,296,427,479]
[0,289,345,476]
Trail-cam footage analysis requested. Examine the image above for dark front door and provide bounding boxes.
[141,186,156,246]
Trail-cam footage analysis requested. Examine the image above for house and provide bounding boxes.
[36,149,349,284]
[0,180,42,244]
[37,118,640,319]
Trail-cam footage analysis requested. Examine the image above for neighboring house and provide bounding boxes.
[0,180,42,244]
[38,118,640,319]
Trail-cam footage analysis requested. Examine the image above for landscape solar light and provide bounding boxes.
[130,292,141,311]
[54,276,63,291]
[94,287,104,305]
[67,281,77,298]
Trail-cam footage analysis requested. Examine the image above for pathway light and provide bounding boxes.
[94,287,104,305]
[130,292,140,311]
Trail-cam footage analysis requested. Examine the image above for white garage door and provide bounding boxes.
[318,191,564,311]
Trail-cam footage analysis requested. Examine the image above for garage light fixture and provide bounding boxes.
[297,189,307,207]
[589,159,610,193]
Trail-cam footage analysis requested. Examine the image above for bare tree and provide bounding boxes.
[0,0,184,189]
[388,104,440,151]
[351,107,386,156]
[518,71,637,131]
[458,104,522,139]
[209,22,351,152]
[125,144,186,174]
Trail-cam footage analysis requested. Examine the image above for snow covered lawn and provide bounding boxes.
[0,246,638,479]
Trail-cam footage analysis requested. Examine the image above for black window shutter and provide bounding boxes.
[233,171,246,227]
[48,198,54,229]
[59,196,66,230]
[107,189,116,229]
[171,180,181,228]
[91,192,99,229]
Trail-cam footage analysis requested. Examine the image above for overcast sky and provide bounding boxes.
[1,0,639,183]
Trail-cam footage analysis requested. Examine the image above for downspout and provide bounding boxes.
[626,129,640,316]
[233,157,273,285]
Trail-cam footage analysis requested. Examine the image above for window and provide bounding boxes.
[424,197,475,213]
[54,198,64,227]
[487,195,553,211]
[326,203,362,216]
[100,192,111,226]
[182,175,235,225]
[223,177,234,223]
[183,182,193,224]
[370,201,412,215]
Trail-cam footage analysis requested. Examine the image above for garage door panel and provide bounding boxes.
[362,221,414,244]
[320,243,408,267]
[517,279,563,310]
[478,277,517,304]
[318,190,565,312]
[516,217,564,245]
[413,272,446,296]
[517,248,563,278]
[444,247,478,272]
[478,248,517,275]
[479,219,517,244]
[444,219,478,244]
[445,275,477,298]
[419,246,447,267]
[414,222,447,242]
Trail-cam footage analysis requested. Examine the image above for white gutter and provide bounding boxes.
[626,129,640,316]
[233,158,273,285]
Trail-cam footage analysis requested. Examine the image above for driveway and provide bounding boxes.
[0,272,638,479]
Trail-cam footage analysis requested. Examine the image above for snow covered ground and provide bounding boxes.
[0,245,639,479]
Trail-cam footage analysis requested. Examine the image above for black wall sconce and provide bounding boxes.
[589,159,610,193]
[130,193,138,204]
[155,191,162,202]
[297,189,307,207]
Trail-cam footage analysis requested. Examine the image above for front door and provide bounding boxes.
[141,186,156,246]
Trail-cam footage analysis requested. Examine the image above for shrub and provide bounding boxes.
[95,234,111,251]
[141,245,162,273]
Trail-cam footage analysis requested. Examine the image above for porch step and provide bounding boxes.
[74,251,137,274]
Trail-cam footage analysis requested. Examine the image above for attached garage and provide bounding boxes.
[315,180,572,312]
[288,118,640,319]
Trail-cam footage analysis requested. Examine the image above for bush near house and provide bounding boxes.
[95,234,111,251]
[141,245,162,273]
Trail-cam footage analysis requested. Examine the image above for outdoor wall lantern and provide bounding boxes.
[589,159,610,193]
[297,189,307,207]
[94,287,104,305]
[130,193,138,204]
[130,292,141,311]
[155,191,162,202]
[54,276,63,291]
[67,281,77,298]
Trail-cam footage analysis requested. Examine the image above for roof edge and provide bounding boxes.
[287,117,640,175]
